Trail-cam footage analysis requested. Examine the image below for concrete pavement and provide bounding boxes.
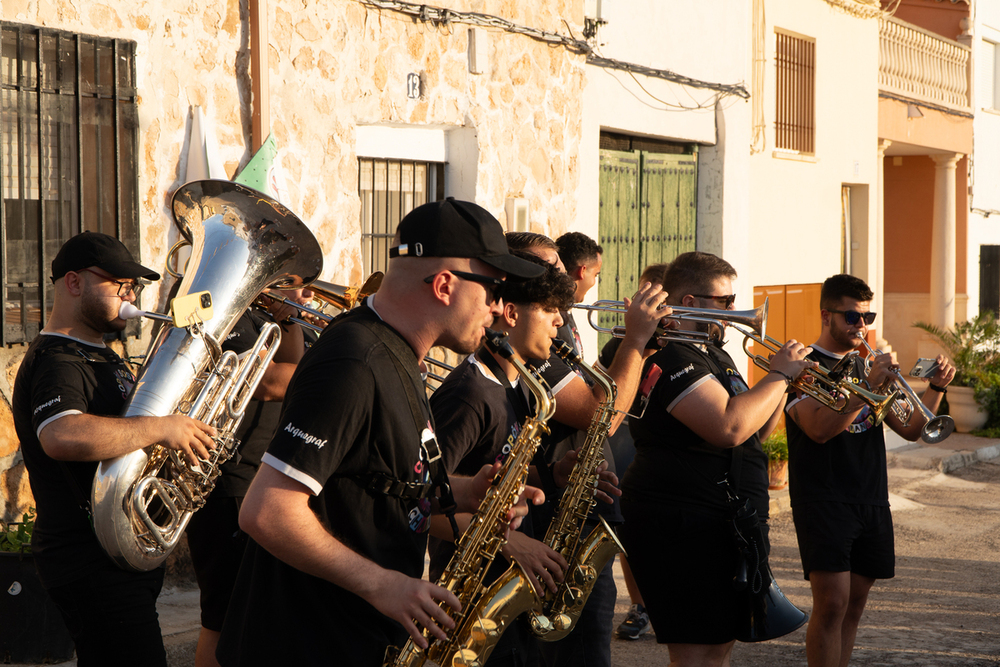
[15,428,1000,667]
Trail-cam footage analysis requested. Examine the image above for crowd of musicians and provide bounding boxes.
[12,198,956,667]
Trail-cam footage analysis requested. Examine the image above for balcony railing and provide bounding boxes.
[879,16,971,112]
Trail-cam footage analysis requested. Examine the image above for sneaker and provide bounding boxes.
[617,603,651,639]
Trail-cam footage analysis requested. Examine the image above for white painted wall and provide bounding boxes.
[578,0,751,360]
[967,3,1000,315]
[747,1,880,293]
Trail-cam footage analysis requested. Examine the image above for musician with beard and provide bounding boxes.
[785,274,954,667]
[216,199,547,666]
[11,232,217,667]
[618,251,814,667]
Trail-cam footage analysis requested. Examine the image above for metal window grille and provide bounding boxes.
[775,31,815,154]
[358,157,444,276]
[1,22,140,345]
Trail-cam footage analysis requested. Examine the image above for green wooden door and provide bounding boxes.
[598,150,641,347]
[597,148,698,349]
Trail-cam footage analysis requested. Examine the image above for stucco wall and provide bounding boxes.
[0,0,588,518]
[747,0,880,292]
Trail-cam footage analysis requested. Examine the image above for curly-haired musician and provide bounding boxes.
[216,199,547,666]
[506,230,667,667]
[617,251,815,667]
[11,232,217,667]
[785,274,955,667]
[427,255,577,666]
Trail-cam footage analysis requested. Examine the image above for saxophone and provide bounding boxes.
[528,339,625,640]
[384,330,556,667]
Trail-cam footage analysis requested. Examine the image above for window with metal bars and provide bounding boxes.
[358,157,444,276]
[1,22,140,345]
[775,30,815,155]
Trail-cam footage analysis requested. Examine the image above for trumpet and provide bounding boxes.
[573,299,768,345]
[256,272,383,331]
[856,337,955,443]
[576,297,897,421]
[742,334,899,425]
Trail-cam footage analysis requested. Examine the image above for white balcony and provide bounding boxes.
[879,16,971,112]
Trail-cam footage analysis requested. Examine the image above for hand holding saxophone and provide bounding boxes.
[552,449,622,505]
[501,531,567,596]
[368,569,463,649]
[455,461,547,532]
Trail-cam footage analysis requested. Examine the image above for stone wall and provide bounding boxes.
[0,0,586,519]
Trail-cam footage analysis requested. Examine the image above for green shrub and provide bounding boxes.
[915,314,1000,429]
[0,508,35,554]
[762,428,788,461]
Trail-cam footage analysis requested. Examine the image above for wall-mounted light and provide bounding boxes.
[907,103,924,119]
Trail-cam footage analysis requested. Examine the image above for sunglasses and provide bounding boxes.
[691,294,736,309]
[829,309,877,326]
[423,270,505,304]
[81,268,145,298]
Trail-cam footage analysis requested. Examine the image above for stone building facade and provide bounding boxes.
[0,0,587,519]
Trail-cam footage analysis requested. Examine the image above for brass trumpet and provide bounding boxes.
[573,299,768,345]
[257,272,383,331]
[856,337,955,443]
[742,334,898,425]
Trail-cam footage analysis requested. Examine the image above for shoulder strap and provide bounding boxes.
[351,315,459,534]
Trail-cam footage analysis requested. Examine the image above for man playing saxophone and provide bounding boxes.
[426,255,577,666]
[785,274,955,667]
[11,232,217,667]
[216,200,548,666]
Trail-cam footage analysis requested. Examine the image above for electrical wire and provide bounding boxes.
[356,0,750,107]
[878,91,974,119]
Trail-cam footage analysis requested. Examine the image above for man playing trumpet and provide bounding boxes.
[785,273,955,667]
[617,251,815,667]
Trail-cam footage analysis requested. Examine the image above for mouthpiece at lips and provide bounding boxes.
[119,302,144,320]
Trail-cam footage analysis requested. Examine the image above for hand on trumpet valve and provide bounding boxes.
[769,339,817,383]
[865,347,899,390]
[622,282,671,346]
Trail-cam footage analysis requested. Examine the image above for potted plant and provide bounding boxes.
[762,428,789,490]
[0,508,76,663]
[913,314,1000,433]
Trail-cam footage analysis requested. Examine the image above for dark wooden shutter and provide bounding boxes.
[980,245,1000,316]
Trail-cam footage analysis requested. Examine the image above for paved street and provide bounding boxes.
[610,459,1000,666]
[17,443,1000,667]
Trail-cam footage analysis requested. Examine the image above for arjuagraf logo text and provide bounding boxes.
[284,422,328,449]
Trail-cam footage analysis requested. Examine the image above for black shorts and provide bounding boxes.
[185,496,249,631]
[791,502,894,580]
[619,495,769,645]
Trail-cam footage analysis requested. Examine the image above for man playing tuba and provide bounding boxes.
[12,232,217,667]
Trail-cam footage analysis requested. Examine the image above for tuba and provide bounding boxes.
[528,339,625,640]
[384,330,556,667]
[91,180,322,572]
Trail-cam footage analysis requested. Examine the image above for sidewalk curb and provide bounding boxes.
[887,440,1000,473]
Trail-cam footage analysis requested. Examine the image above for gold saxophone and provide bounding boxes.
[384,330,556,667]
[527,339,625,640]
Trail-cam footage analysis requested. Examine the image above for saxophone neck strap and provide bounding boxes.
[352,313,459,536]
[476,347,531,424]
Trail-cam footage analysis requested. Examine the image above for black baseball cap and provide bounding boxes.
[51,231,160,282]
[389,198,544,280]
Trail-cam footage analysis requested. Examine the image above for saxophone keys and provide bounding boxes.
[550,613,572,632]
[469,618,499,642]
[452,648,482,667]
[529,613,555,635]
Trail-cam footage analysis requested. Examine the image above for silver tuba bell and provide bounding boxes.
[91,180,323,571]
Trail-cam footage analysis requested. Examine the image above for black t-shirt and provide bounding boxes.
[623,342,769,520]
[11,334,137,587]
[217,305,436,667]
[785,345,888,507]
[427,355,531,578]
[214,307,317,497]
